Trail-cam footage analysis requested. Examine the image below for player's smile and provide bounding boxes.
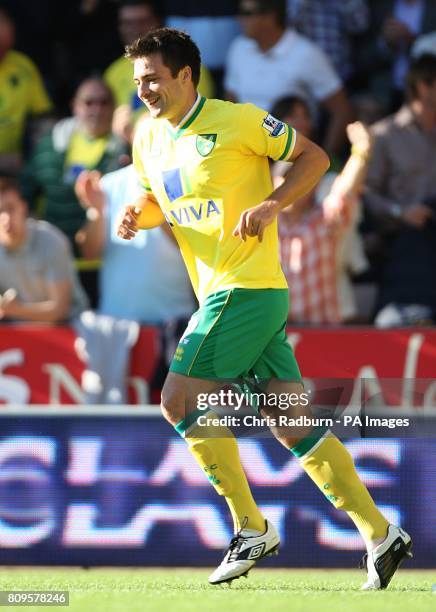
[133,54,195,125]
[145,95,160,110]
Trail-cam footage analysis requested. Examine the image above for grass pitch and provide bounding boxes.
[0,568,434,612]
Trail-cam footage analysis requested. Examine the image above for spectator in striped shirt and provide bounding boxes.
[272,96,371,324]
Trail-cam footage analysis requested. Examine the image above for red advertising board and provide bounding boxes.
[0,326,159,404]
[0,325,435,405]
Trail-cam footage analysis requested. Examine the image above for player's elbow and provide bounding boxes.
[311,142,330,178]
[320,148,331,174]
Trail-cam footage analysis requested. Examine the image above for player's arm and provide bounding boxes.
[234,132,330,241]
[117,192,166,241]
[119,125,167,240]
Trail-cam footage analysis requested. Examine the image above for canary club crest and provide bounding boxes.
[196,133,217,156]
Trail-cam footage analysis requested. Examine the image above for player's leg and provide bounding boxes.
[260,377,390,550]
[161,370,265,534]
[254,319,412,589]
[163,289,284,583]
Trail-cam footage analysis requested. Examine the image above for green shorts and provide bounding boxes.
[169,288,302,382]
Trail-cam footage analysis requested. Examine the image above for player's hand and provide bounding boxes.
[75,170,104,213]
[233,201,278,242]
[401,203,433,228]
[117,205,141,240]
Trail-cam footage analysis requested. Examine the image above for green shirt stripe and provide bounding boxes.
[278,126,295,161]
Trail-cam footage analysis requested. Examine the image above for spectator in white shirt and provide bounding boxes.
[224,0,353,156]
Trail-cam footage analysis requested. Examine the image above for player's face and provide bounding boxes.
[118,5,160,46]
[0,190,27,250]
[134,53,192,122]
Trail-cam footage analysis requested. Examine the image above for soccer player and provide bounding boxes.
[117,28,412,589]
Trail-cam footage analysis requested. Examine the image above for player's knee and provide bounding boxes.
[160,382,185,426]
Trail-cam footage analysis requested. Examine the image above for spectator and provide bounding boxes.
[225,0,353,156]
[0,177,88,323]
[364,54,436,326]
[287,0,369,83]
[273,97,370,324]
[20,77,128,307]
[0,7,53,176]
[165,0,240,95]
[0,0,54,82]
[357,0,436,114]
[75,162,195,401]
[105,1,215,143]
[74,163,195,324]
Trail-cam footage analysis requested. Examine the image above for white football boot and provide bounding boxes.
[359,525,413,590]
[208,519,280,585]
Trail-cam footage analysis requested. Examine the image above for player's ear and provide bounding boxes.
[181,66,192,83]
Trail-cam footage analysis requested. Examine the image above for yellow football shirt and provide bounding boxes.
[104,56,215,121]
[64,131,109,179]
[133,95,296,303]
[0,50,52,154]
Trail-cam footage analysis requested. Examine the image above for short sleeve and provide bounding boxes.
[238,103,296,162]
[26,58,53,115]
[132,127,153,195]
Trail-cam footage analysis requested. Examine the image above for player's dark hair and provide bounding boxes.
[271,95,311,121]
[125,27,201,87]
[239,0,287,28]
[406,54,436,100]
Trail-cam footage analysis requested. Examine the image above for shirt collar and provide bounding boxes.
[174,93,201,131]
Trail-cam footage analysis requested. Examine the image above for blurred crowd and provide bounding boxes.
[1,0,436,347]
